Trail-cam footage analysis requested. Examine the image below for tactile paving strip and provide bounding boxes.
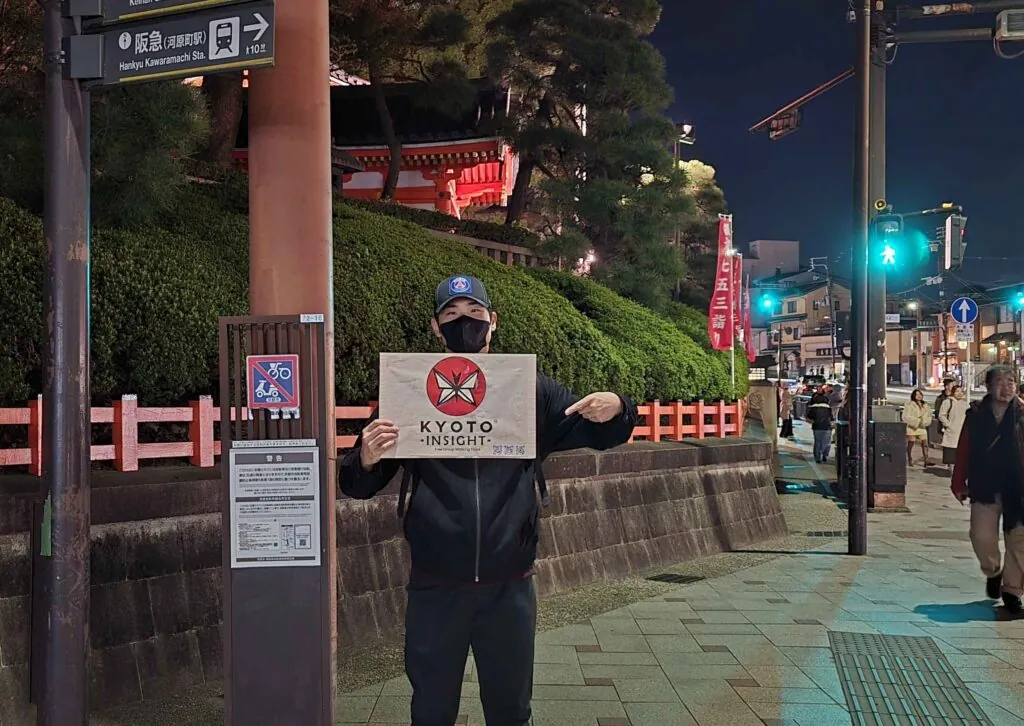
[829,632,992,725]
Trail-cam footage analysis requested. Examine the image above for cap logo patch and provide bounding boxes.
[449,276,472,296]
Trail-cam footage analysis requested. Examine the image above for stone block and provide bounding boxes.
[179,515,221,572]
[0,597,29,668]
[562,481,599,516]
[123,520,184,580]
[0,664,31,726]
[619,506,651,543]
[90,580,154,649]
[148,574,192,636]
[185,568,222,629]
[362,496,400,545]
[336,499,369,548]
[195,625,223,682]
[0,537,29,599]
[337,593,379,647]
[133,632,204,701]
[379,539,410,591]
[872,492,907,510]
[90,528,129,586]
[338,544,381,597]
[88,643,141,710]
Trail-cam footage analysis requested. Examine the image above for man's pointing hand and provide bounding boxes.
[565,393,623,423]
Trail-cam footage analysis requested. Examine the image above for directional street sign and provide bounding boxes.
[247,354,300,410]
[97,0,273,85]
[98,0,251,25]
[950,296,979,325]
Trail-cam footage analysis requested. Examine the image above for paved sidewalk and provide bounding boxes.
[339,431,1024,725]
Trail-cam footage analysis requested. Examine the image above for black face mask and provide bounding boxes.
[439,315,491,354]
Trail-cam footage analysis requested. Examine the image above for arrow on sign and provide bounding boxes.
[958,299,971,321]
[244,12,268,41]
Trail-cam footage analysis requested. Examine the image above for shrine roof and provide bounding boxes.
[235,79,511,149]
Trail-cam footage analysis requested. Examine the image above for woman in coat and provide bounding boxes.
[938,384,969,472]
[902,388,933,467]
[778,382,794,439]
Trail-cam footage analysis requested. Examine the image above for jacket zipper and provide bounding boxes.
[474,459,481,583]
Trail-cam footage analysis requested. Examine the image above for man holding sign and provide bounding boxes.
[340,275,638,726]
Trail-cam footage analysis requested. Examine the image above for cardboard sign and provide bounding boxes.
[378,353,537,459]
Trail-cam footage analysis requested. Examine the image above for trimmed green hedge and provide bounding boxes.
[527,269,748,401]
[0,192,741,407]
[341,197,540,249]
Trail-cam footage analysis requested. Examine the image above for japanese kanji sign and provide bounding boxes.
[707,214,735,351]
[246,354,299,410]
[97,0,274,85]
[378,353,537,459]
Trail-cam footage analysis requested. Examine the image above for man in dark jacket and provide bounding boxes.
[807,388,834,463]
[952,365,1024,614]
[339,275,638,725]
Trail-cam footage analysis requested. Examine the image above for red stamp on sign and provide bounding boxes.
[425,356,487,417]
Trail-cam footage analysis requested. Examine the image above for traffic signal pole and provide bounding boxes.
[39,0,92,722]
[850,0,871,557]
[867,8,887,409]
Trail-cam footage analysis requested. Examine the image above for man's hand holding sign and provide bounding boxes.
[339,275,638,726]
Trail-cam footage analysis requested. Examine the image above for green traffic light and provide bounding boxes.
[761,296,774,310]
[881,244,896,266]
[1016,292,1024,308]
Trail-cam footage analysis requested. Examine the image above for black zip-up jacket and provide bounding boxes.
[339,374,638,585]
[807,393,833,431]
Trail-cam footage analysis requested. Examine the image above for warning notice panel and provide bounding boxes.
[378,353,536,459]
[229,443,320,568]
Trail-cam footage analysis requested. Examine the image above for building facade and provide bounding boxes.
[754,278,852,379]
[744,240,801,282]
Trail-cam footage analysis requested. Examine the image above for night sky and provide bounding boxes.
[652,1,1024,289]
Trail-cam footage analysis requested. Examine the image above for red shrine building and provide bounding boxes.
[229,79,518,218]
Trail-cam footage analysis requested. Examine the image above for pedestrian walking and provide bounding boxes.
[777,381,794,439]
[807,388,834,463]
[902,389,933,467]
[938,384,968,473]
[339,275,639,725]
[951,365,1024,614]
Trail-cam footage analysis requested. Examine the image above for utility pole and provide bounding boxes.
[850,0,871,557]
[40,0,91,722]
[867,4,887,407]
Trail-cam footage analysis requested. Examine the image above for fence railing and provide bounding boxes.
[0,396,743,476]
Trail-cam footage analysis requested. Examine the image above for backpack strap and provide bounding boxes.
[396,462,418,519]
[535,457,550,508]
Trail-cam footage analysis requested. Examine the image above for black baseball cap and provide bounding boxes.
[435,275,492,314]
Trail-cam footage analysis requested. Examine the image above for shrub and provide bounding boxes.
[662,303,750,398]
[527,268,740,402]
[340,197,541,249]
[0,191,740,406]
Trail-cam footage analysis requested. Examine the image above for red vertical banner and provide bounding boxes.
[744,275,756,362]
[707,214,734,351]
[732,254,743,343]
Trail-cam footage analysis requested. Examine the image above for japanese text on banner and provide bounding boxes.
[707,214,735,351]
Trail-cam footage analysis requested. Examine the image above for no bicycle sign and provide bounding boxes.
[246,354,300,410]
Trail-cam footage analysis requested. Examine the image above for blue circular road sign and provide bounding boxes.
[950,297,979,325]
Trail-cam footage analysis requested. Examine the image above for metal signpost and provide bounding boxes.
[34,0,274,722]
[220,315,334,725]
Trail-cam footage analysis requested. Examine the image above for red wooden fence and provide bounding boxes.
[0,395,743,476]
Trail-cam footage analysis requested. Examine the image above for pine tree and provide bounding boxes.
[330,0,479,200]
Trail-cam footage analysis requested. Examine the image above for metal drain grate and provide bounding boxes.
[829,632,993,725]
[645,573,705,585]
[800,530,849,538]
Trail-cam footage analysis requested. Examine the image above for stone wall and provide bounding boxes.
[0,438,782,721]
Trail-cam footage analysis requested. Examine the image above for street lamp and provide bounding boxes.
[676,122,696,146]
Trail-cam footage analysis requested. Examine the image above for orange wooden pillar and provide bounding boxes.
[237,0,337,718]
